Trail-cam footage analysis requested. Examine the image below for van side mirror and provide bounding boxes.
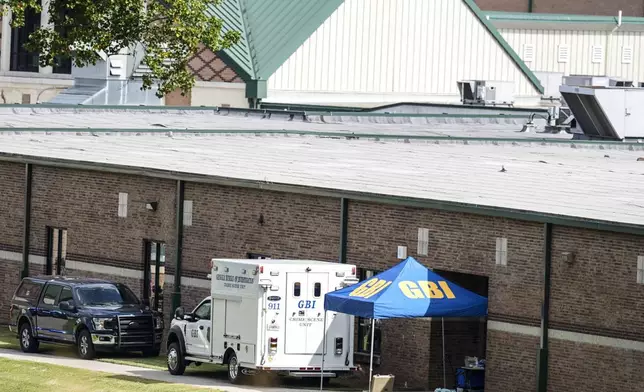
[174,307,185,320]
[59,300,76,312]
[142,298,150,308]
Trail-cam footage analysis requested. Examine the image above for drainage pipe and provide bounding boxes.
[21,163,32,279]
[536,222,553,392]
[172,180,185,312]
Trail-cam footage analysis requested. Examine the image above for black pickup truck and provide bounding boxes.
[8,276,163,359]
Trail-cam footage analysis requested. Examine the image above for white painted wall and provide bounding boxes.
[267,0,541,106]
[191,81,248,108]
[499,28,644,85]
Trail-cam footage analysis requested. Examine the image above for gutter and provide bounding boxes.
[1,153,644,236]
[536,222,553,392]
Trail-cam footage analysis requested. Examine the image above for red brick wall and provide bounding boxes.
[550,226,644,339]
[29,166,177,270]
[181,183,340,277]
[0,162,25,252]
[345,201,544,389]
[476,0,644,16]
[0,258,21,323]
[485,330,540,391]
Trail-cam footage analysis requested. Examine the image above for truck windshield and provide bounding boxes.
[76,284,140,306]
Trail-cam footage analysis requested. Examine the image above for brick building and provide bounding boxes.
[1,106,644,391]
[476,0,643,16]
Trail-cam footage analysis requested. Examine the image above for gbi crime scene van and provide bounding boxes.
[165,258,359,384]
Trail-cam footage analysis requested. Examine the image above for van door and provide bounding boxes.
[304,273,327,354]
[284,272,328,355]
[285,273,308,354]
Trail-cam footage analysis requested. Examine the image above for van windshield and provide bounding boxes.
[76,283,140,306]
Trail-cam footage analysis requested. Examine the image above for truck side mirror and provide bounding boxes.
[59,300,76,313]
[174,307,185,320]
[142,298,151,308]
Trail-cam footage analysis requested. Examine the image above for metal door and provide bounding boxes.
[285,272,308,354]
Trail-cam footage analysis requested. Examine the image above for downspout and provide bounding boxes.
[172,180,185,312]
[606,10,623,74]
[339,198,348,263]
[536,222,553,392]
[528,0,533,13]
[21,163,32,279]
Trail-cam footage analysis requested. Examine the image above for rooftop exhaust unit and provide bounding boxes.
[457,80,515,106]
[560,85,644,140]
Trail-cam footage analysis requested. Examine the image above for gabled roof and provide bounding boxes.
[486,11,644,31]
[462,0,544,94]
[210,0,344,81]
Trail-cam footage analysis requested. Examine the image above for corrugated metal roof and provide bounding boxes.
[210,0,343,81]
[486,11,644,31]
[0,106,571,140]
[1,128,643,229]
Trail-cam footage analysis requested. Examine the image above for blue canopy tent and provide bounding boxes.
[320,257,488,391]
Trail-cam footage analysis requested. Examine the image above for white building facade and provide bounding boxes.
[266,0,544,107]
[488,12,644,89]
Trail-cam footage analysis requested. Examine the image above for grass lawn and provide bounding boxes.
[0,328,222,372]
[0,328,363,390]
[0,357,218,392]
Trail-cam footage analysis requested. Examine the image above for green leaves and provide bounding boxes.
[2,0,240,97]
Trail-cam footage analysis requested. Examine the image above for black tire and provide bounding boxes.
[227,351,244,384]
[142,347,161,357]
[19,323,39,353]
[77,329,96,360]
[167,342,186,376]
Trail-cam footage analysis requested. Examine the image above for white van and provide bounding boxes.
[165,258,358,384]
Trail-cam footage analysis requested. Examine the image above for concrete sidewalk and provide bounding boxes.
[0,348,315,392]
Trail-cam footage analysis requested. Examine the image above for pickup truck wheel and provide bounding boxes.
[227,352,244,384]
[167,342,186,375]
[19,323,39,353]
[77,329,96,360]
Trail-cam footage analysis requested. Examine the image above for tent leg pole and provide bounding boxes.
[320,311,327,391]
[369,318,375,392]
[442,317,446,388]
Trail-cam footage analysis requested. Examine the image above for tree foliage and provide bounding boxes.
[2,0,241,96]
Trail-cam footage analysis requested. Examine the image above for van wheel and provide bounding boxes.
[227,352,244,384]
[167,342,186,375]
[77,329,96,360]
[19,323,39,353]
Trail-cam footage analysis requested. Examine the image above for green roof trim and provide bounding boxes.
[485,11,644,25]
[462,0,544,95]
[210,0,343,86]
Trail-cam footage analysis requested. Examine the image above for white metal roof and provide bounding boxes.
[1,127,643,228]
[0,106,568,140]
[212,259,353,267]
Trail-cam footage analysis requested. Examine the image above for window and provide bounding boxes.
[248,253,271,259]
[46,227,67,275]
[495,237,508,266]
[637,256,644,284]
[194,300,211,320]
[314,282,321,298]
[417,228,429,256]
[183,200,193,226]
[76,283,140,306]
[356,269,382,356]
[293,282,301,297]
[59,287,74,303]
[10,7,41,72]
[118,192,128,218]
[15,281,43,303]
[40,284,63,306]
